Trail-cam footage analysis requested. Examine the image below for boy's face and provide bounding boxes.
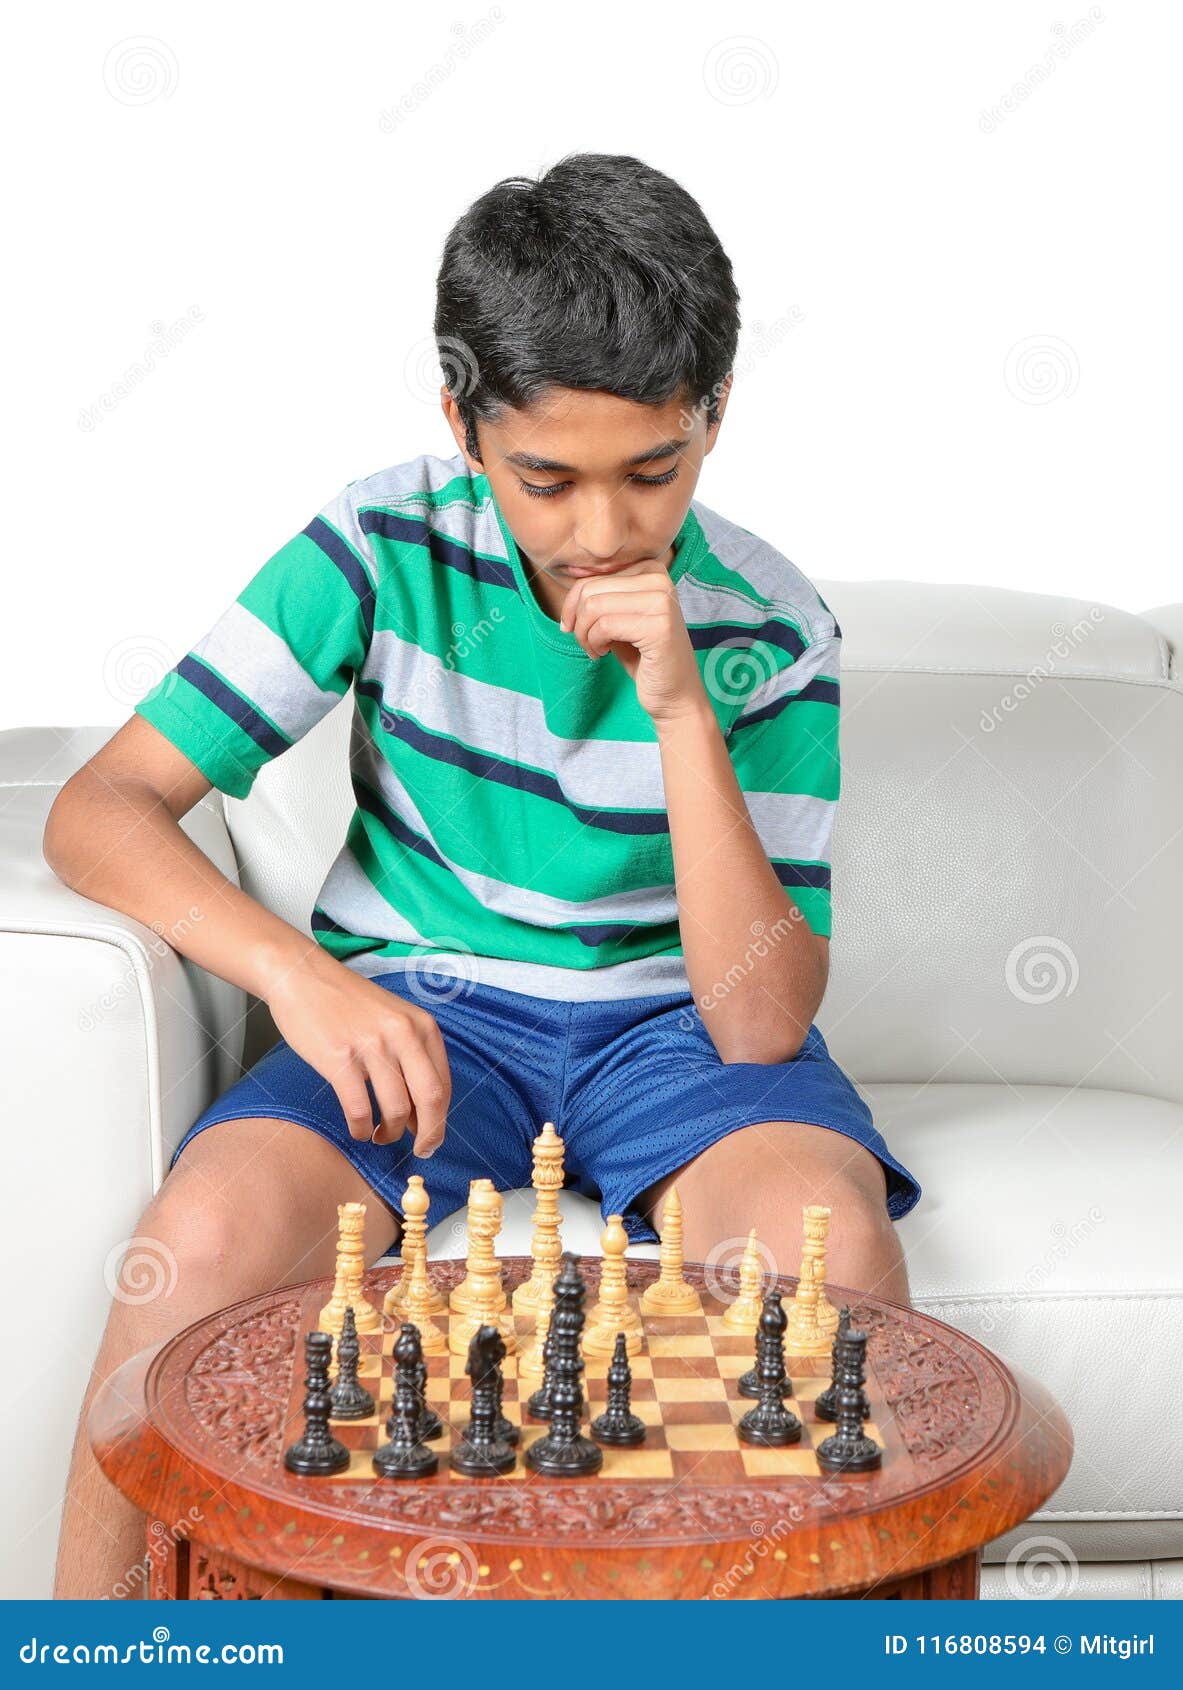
[443,381,729,621]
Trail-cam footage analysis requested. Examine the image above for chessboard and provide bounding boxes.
[294,1291,889,1487]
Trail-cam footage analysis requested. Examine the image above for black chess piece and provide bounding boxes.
[373,1325,439,1479]
[461,1342,520,1446]
[451,1325,517,1476]
[590,1331,646,1446]
[285,1330,351,1475]
[525,1254,603,1477]
[526,1324,555,1420]
[816,1329,882,1472]
[328,1306,376,1421]
[815,1308,867,1422]
[737,1291,803,1447]
[413,1348,443,1441]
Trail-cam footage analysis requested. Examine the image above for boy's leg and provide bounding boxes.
[54,1117,399,1600]
[637,1120,910,1306]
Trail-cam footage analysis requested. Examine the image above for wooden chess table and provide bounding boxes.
[90,1256,1072,1600]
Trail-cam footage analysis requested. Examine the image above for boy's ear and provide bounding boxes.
[440,389,483,470]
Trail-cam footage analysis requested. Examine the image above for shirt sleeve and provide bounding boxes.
[725,630,841,938]
[132,499,375,800]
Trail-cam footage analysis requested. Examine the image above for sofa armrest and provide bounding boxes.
[0,725,247,1184]
[0,725,253,1596]
[1139,601,1183,681]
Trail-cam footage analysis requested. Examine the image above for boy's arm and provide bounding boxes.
[42,715,450,1155]
[656,699,828,1064]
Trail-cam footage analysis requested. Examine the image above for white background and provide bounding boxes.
[4,0,1179,730]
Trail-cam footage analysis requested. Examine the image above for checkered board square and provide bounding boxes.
[289,1303,887,1486]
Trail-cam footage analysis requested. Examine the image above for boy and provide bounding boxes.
[46,153,919,1598]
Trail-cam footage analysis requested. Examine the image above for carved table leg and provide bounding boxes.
[867,1549,982,1600]
[144,1517,187,1600]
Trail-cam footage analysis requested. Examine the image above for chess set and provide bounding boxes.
[281,1122,887,1487]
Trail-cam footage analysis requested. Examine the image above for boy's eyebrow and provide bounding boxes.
[504,438,686,474]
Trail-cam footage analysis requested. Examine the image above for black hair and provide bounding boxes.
[433,153,741,459]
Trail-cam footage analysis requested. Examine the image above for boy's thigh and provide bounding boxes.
[148,1116,400,1291]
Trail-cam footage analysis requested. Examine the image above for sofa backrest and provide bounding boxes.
[225,581,1183,1104]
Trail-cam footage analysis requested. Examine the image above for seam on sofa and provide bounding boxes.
[0,921,163,1190]
[1032,1509,1183,1519]
[916,1290,1183,1305]
[843,664,1183,694]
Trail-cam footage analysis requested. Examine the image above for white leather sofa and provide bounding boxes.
[3,578,1181,1601]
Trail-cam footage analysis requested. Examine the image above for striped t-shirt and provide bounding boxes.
[134,450,841,1001]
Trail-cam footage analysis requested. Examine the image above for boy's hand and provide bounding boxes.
[558,565,708,724]
[263,953,451,1154]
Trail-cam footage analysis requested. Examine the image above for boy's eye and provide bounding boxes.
[516,464,680,500]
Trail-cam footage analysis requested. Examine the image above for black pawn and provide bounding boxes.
[373,1325,438,1478]
[451,1325,516,1476]
[737,1292,803,1447]
[328,1306,376,1421]
[815,1308,867,1422]
[816,1329,882,1473]
[590,1332,646,1446]
[526,1324,556,1421]
[285,1330,351,1476]
[525,1254,603,1477]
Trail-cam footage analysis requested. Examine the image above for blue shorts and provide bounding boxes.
[172,972,921,1253]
